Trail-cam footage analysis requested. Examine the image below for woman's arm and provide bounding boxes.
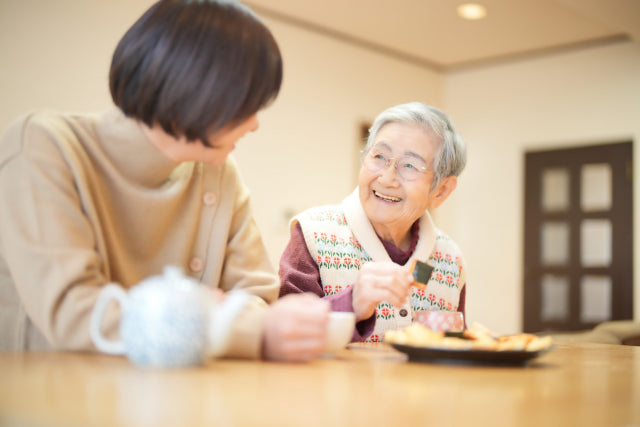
[216,157,280,304]
[278,221,325,298]
[0,115,116,350]
[279,222,375,340]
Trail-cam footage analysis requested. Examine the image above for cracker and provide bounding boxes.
[409,259,433,289]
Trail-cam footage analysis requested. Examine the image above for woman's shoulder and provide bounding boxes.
[9,109,102,131]
[1,110,97,163]
[2,110,104,147]
[296,202,345,222]
[433,228,465,256]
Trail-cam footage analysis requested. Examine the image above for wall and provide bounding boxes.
[0,0,149,128]
[442,42,640,333]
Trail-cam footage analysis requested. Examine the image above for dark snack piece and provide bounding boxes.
[409,259,434,289]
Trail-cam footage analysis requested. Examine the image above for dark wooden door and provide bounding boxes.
[523,142,633,332]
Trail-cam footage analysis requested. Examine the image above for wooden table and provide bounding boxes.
[1,342,638,427]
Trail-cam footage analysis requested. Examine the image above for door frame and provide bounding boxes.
[523,141,633,332]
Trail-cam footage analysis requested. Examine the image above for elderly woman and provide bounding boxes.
[279,102,467,342]
[0,0,329,362]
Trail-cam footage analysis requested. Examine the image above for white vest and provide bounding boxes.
[294,190,466,342]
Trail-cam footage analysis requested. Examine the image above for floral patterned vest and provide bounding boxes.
[295,190,466,342]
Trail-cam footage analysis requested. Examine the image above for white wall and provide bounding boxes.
[442,42,640,334]
[1,1,637,335]
[0,0,150,127]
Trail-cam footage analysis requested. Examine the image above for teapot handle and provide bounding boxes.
[90,284,127,355]
[208,290,251,358]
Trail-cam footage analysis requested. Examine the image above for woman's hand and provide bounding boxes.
[352,262,413,321]
[262,293,330,362]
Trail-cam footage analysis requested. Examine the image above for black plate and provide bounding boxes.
[389,342,553,366]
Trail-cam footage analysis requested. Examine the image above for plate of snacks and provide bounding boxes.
[384,322,554,365]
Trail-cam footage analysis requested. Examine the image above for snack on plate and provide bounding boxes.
[384,322,553,352]
[496,333,536,351]
[464,322,499,350]
[463,322,498,340]
[408,259,434,289]
[384,323,471,350]
[521,335,553,352]
[385,323,443,346]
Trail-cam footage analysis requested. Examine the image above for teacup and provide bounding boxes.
[414,310,464,332]
[323,311,356,355]
[90,266,250,368]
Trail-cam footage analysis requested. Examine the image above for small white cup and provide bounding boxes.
[323,312,356,355]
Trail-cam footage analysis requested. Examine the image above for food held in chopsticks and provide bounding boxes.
[408,259,433,289]
[384,322,553,352]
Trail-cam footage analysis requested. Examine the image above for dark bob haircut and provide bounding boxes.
[110,0,282,145]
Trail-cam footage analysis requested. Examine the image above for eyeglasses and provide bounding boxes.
[362,149,431,181]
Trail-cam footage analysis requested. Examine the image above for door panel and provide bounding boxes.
[523,142,632,332]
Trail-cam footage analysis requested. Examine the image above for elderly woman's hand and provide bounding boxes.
[262,293,330,362]
[352,262,413,321]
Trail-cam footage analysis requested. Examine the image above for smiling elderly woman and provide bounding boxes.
[279,102,467,342]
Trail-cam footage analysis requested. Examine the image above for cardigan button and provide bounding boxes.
[189,257,204,273]
[399,309,408,317]
[203,192,217,206]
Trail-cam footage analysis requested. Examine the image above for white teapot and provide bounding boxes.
[90,266,250,368]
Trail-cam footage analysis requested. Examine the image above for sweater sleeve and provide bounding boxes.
[216,158,279,304]
[457,284,467,328]
[279,222,375,341]
[0,114,117,351]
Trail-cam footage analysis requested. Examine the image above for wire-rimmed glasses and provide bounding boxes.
[362,148,432,181]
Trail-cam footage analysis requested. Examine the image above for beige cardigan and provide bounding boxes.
[0,109,278,358]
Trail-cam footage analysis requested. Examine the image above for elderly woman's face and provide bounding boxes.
[358,122,438,240]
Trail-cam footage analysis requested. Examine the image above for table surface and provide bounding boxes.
[1,342,639,427]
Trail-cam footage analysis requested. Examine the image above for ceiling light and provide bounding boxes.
[457,3,487,20]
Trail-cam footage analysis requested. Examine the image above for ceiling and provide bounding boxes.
[244,0,640,72]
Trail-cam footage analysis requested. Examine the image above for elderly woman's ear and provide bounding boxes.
[428,176,458,209]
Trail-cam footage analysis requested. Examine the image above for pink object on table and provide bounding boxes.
[414,311,464,332]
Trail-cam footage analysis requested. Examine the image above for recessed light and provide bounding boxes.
[457,3,487,20]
